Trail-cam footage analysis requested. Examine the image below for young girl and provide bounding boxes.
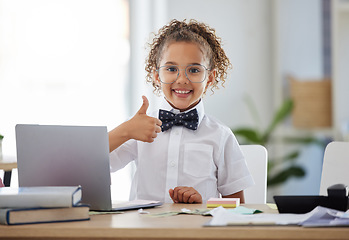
[109,19,254,204]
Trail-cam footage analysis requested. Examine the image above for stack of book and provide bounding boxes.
[206,197,240,208]
[0,186,90,225]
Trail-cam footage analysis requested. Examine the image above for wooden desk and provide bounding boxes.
[0,156,17,186]
[1,203,349,240]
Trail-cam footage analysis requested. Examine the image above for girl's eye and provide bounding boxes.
[187,67,201,74]
[166,66,178,73]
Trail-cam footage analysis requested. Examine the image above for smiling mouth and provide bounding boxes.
[173,89,192,94]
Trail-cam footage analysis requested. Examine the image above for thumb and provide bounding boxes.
[169,189,175,201]
[137,95,149,115]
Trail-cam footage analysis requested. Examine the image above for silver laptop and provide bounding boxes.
[16,124,162,211]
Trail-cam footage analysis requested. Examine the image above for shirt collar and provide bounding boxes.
[159,98,205,126]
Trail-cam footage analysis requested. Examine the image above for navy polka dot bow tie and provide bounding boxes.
[158,109,199,132]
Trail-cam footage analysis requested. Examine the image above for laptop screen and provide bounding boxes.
[15,124,112,211]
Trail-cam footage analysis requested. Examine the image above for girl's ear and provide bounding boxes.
[153,67,161,87]
[204,69,216,92]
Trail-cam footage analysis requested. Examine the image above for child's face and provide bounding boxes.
[154,41,215,112]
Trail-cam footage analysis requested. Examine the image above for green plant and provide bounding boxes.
[0,134,3,140]
[232,98,324,187]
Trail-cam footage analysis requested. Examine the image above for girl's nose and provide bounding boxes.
[176,70,190,84]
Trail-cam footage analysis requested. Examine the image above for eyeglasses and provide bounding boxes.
[156,64,210,84]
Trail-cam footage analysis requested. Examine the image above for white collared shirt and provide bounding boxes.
[110,98,254,203]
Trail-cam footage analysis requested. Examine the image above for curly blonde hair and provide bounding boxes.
[145,19,232,95]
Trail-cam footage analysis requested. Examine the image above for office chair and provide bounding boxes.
[241,145,268,204]
[319,141,349,195]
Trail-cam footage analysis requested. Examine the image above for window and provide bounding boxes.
[0,0,131,200]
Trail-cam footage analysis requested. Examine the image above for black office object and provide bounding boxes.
[274,184,349,213]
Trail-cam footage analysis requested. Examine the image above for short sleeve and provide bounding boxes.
[109,139,138,172]
[216,131,255,196]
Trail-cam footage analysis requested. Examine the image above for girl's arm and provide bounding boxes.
[223,190,245,203]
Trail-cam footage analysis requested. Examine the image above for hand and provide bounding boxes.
[108,96,162,152]
[169,186,202,204]
[125,96,162,143]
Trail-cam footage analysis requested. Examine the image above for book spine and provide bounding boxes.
[0,196,72,208]
[0,205,90,225]
[0,188,82,208]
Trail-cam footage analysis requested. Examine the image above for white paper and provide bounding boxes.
[206,206,349,227]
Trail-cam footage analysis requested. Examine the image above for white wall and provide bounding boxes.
[277,0,323,79]
[273,0,325,197]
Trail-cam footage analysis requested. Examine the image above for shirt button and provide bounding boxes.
[170,161,176,167]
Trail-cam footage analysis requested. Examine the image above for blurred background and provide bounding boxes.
[0,0,348,202]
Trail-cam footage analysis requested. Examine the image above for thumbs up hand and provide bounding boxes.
[127,96,162,142]
[109,96,162,152]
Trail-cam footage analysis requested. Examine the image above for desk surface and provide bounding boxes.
[0,155,17,171]
[0,161,17,171]
[1,203,349,240]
